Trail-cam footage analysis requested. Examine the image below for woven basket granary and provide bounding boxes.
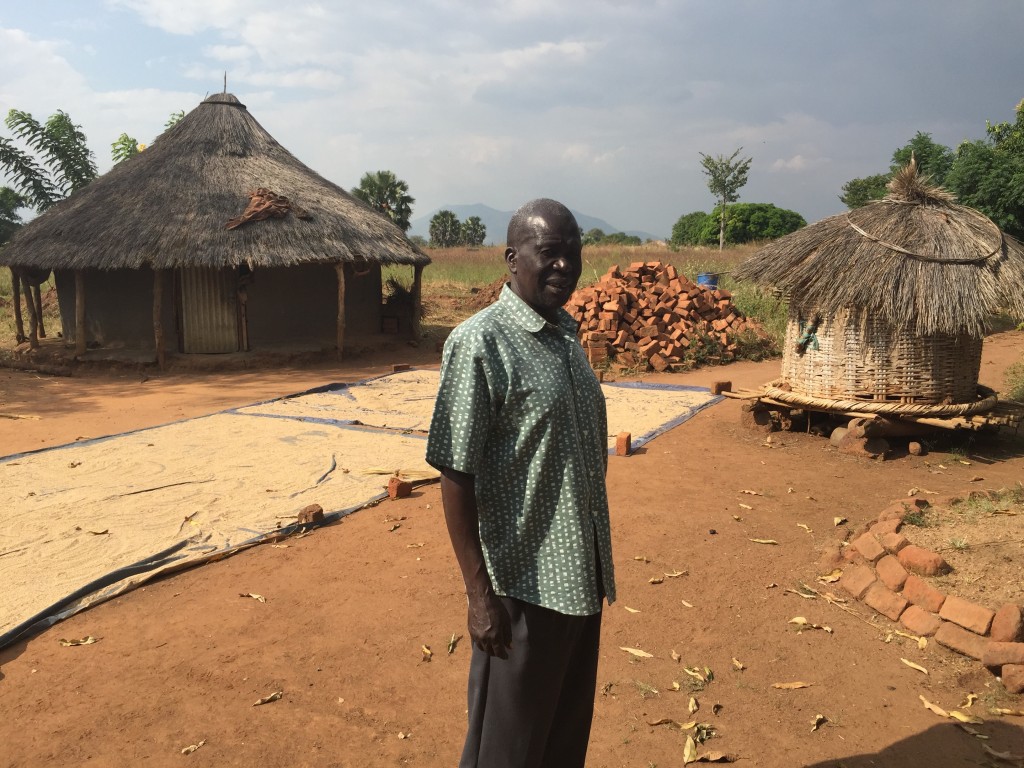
[780,309,982,404]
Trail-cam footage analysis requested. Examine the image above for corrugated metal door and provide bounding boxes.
[180,267,239,353]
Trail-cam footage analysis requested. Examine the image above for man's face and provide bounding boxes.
[505,211,582,322]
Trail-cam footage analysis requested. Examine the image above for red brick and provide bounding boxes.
[839,564,877,600]
[842,546,866,565]
[935,622,990,660]
[870,518,902,537]
[939,595,995,636]
[991,604,1024,643]
[900,605,942,637]
[852,532,886,563]
[879,531,910,554]
[863,581,908,621]
[875,555,909,591]
[877,497,928,522]
[615,432,632,457]
[388,476,412,499]
[897,545,951,576]
[982,642,1024,669]
[901,575,946,613]
[1003,664,1024,694]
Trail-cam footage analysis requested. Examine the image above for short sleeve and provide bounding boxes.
[425,335,494,475]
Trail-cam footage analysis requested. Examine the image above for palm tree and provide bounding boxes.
[1,109,98,210]
[351,170,415,232]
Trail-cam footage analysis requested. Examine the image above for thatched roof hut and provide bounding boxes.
[1,93,429,360]
[734,162,1024,408]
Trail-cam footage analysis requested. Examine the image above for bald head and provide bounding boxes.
[507,199,579,250]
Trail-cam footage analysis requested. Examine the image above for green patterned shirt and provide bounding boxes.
[426,284,616,616]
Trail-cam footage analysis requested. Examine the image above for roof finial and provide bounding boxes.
[223,72,227,93]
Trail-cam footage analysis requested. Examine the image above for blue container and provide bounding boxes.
[697,272,719,290]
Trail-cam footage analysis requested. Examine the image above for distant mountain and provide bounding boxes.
[408,204,657,244]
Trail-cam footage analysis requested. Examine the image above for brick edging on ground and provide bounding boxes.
[836,495,1024,695]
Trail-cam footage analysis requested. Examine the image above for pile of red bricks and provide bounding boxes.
[566,262,758,371]
[838,497,1024,693]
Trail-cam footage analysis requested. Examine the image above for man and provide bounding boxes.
[426,198,616,768]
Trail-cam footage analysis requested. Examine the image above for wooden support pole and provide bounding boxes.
[335,262,346,360]
[411,263,423,340]
[153,268,165,370]
[75,270,87,357]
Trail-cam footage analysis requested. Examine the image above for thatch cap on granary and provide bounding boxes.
[733,160,1024,337]
[0,92,429,272]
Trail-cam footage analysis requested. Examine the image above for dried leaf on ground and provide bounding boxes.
[990,707,1024,717]
[270,544,289,549]
[920,695,948,718]
[739,490,763,496]
[960,693,979,708]
[788,616,832,633]
[239,592,266,603]
[949,710,984,725]
[817,569,842,583]
[956,723,988,740]
[671,649,682,663]
[671,681,681,691]
[649,577,665,585]
[900,658,928,675]
[59,636,98,646]
[689,696,699,714]
[406,543,424,548]
[680,598,694,608]
[683,735,698,765]
[833,517,847,526]
[749,538,778,545]
[982,745,1024,762]
[797,523,812,533]
[634,555,650,563]
[731,658,745,671]
[181,740,206,755]
[785,588,817,600]
[388,523,402,532]
[624,606,640,613]
[252,691,283,707]
[773,681,811,690]
[810,714,827,732]
[421,645,433,662]
[738,503,752,510]
[87,529,109,536]
[620,647,654,658]
[447,634,461,654]
[664,570,686,578]
[696,752,736,763]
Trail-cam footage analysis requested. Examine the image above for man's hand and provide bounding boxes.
[467,590,512,658]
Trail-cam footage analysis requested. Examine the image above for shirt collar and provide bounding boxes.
[497,283,578,335]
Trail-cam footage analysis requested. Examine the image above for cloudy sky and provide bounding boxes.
[2,0,1022,238]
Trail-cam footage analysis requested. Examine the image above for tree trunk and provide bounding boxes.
[75,270,87,357]
[335,262,346,360]
[410,264,423,340]
[153,268,165,370]
[718,200,726,251]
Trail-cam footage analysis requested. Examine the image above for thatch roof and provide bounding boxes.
[0,93,429,271]
[734,161,1024,337]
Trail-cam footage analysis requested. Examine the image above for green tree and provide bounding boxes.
[111,133,140,164]
[840,133,955,209]
[670,211,711,247]
[946,102,1024,239]
[460,215,487,246]
[602,232,642,245]
[699,147,752,250]
[351,170,415,232]
[0,186,25,245]
[582,228,606,246]
[429,209,461,247]
[165,110,185,130]
[717,203,805,243]
[891,132,954,185]
[839,174,890,209]
[0,109,98,211]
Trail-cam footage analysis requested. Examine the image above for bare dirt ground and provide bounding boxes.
[1,331,1023,767]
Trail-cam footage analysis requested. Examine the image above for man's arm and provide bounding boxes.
[440,467,512,658]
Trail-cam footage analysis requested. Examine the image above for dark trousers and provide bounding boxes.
[459,597,603,768]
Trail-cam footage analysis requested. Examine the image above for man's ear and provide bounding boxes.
[504,247,518,273]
